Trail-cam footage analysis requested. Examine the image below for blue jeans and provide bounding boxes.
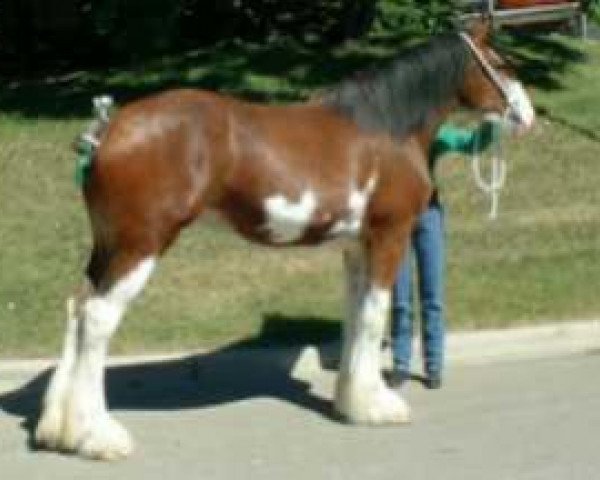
[391,203,445,377]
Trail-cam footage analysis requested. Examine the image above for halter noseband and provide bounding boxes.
[459,32,512,107]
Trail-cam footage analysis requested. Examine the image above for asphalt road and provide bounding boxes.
[1,348,599,480]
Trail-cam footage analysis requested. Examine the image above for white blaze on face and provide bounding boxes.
[263,190,318,243]
[504,79,535,133]
[330,175,378,237]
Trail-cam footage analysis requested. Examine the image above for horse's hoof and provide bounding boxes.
[372,386,411,424]
[35,409,64,450]
[335,383,411,425]
[78,416,134,461]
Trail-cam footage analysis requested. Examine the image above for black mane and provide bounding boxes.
[321,33,470,138]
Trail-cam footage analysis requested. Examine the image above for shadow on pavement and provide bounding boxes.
[0,314,342,449]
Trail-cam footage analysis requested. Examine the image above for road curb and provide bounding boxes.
[1,320,599,391]
[446,319,600,365]
[288,319,600,378]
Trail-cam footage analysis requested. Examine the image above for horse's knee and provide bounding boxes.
[81,297,122,346]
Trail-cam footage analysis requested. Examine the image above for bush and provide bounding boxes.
[375,0,461,38]
[0,0,460,74]
[586,0,600,25]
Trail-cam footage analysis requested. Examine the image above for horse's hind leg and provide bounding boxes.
[335,232,411,425]
[36,248,156,460]
[35,282,93,451]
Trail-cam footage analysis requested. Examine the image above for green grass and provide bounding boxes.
[0,35,599,358]
[443,123,600,328]
[440,35,600,329]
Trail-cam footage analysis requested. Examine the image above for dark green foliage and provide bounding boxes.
[179,0,377,43]
[585,0,600,24]
[86,1,183,60]
[0,0,459,75]
[375,0,461,38]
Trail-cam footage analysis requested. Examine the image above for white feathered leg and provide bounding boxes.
[35,283,90,450]
[36,257,155,460]
[335,245,410,424]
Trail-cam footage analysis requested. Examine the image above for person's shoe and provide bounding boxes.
[384,368,410,388]
[424,373,442,390]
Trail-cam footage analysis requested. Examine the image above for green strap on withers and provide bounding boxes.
[73,95,115,187]
[74,137,95,187]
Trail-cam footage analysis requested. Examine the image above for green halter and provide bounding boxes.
[73,95,114,187]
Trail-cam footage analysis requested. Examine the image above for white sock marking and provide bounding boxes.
[38,257,156,458]
[335,245,409,424]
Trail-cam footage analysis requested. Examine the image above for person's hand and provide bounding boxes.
[479,119,500,147]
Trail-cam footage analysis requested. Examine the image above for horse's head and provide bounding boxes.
[458,19,535,135]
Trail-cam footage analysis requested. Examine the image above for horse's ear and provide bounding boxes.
[469,15,493,43]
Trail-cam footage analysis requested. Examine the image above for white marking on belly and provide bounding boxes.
[263,190,318,243]
[330,176,378,237]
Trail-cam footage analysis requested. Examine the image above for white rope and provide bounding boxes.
[471,115,508,220]
[459,32,524,220]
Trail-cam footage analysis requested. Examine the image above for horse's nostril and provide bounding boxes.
[510,112,522,124]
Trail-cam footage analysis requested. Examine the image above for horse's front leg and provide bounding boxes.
[335,238,410,425]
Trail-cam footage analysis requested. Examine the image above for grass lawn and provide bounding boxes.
[0,34,599,358]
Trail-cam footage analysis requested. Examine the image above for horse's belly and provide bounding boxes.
[220,177,376,246]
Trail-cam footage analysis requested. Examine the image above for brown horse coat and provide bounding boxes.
[87,88,431,290]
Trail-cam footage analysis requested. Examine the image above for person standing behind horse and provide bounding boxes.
[387,118,501,389]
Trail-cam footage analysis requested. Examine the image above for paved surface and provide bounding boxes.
[1,337,600,480]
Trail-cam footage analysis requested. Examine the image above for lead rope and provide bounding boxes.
[471,113,508,220]
[459,32,523,220]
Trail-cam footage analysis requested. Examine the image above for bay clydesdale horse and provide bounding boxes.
[35,20,534,460]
